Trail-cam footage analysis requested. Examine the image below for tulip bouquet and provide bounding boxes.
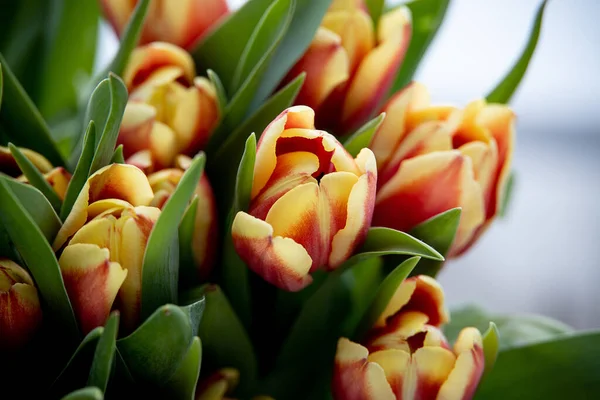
[0,0,598,399]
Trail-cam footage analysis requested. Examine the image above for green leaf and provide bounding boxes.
[1,175,61,241]
[141,154,206,319]
[0,64,3,109]
[476,331,600,399]
[88,312,119,393]
[390,0,450,94]
[0,53,64,166]
[219,134,256,328]
[343,113,386,158]
[353,256,420,340]
[117,304,193,383]
[9,143,62,212]
[192,0,274,89]
[61,387,103,400]
[355,227,444,262]
[61,121,96,220]
[178,196,199,288]
[52,327,103,395]
[366,0,385,28]
[0,177,78,339]
[207,69,228,115]
[88,74,128,174]
[180,293,206,338]
[110,144,125,164]
[251,0,332,106]
[486,0,548,103]
[482,322,499,379]
[198,284,258,395]
[409,208,461,277]
[499,171,516,218]
[38,0,99,119]
[159,336,202,400]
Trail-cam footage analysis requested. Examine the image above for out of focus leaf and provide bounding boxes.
[409,208,461,277]
[179,292,206,338]
[486,0,548,103]
[110,145,125,164]
[366,0,385,27]
[9,143,62,212]
[482,322,499,379]
[499,171,516,218]
[178,196,199,288]
[0,64,3,108]
[353,256,420,340]
[87,313,119,393]
[61,121,95,220]
[476,330,600,399]
[0,177,78,339]
[159,337,202,400]
[0,53,64,165]
[117,304,193,383]
[198,284,258,395]
[207,69,228,115]
[355,227,444,262]
[219,134,256,328]
[61,387,103,400]
[252,0,331,106]
[141,154,205,319]
[343,112,386,158]
[390,0,450,94]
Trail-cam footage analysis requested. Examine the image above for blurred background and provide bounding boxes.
[97,0,600,329]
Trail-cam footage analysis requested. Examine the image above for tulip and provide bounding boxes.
[231,106,377,292]
[118,42,219,173]
[333,276,485,400]
[370,83,515,256]
[0,259,43,351]
[0,145,53,177]
[195,368,274,400]
[147,157,218,280]
[100,0,229,50]
[18,167,72,200]
[53,164,158,332]
[281,2,411,135]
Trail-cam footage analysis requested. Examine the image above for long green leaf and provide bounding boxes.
[207,69,228,115]
[499,171,516,218]
[117,304,193,383]
[353,257,420,340]
[486,0,548,103]
[159,337,202,400]
[110,144,125,164]
[141,154,205,319]
[179,293,206,338]
[482,322,499,379]
[343,113,386,158]
[88,312,119,393]
[355,227,444,262]
[0,177,78,339]
[61,387,103,400]
[390,0,450,94]
[366,0,385,28]
[251,0,332,106]
[0,64,3,109]
[178,196,199,289]
[0,53,64,165]
[9,143,62,212]
[476,331,600,399]
[61,121,95,220]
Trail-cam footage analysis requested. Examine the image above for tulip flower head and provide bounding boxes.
[119,42,219,173]
[0,259,43,351]
[333,276,485,400]
[282,0,411,135]
[100,0,229,50]
[232,106,377,291]
[370,83,515,256]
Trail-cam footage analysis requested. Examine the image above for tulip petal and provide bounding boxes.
[367,349,411,399]
[59,243,127,334]
[99,0,137,40]
[192,174,218,280]
[232,212,313,292]
[437,328,485,400]
[0,145,53,177]
[333,338,395,400]
[118,102,156,159]
[149,121,179,169]
[409,346,456,399]
[44,167,72,201]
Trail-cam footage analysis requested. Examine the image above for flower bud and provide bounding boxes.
[0,259,43,351]
[100,0,229,50]
[18,167,72,200]
[231,106,377,291]
[0,145,53,177]
[196,368,239,400]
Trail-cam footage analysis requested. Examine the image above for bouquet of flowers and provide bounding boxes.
[1,0,596,399]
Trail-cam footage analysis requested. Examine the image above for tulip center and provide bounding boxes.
[276,136,335,181]
[407,331,427,354]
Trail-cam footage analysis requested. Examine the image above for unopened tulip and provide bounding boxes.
[195,368,273,400]
[0,145,53,177]
[370,83,515,256]
[18,167,72,200]
[282,2,411,135]
[148,159,217,280]
[100,0,229,50]
[231,106,377,291]
[0,259,43,351]
[118,42,219,173]
[333,276,485,400]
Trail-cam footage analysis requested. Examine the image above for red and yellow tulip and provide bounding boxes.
[0,259,43,351]
[370,83,515,256]
[333,276,485,400]
[119,42,219,173]
[54,164,159,332]
[282,0,411,135]
[231,106,377,292]
[100,0,229,50]
[148,156,218,281]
